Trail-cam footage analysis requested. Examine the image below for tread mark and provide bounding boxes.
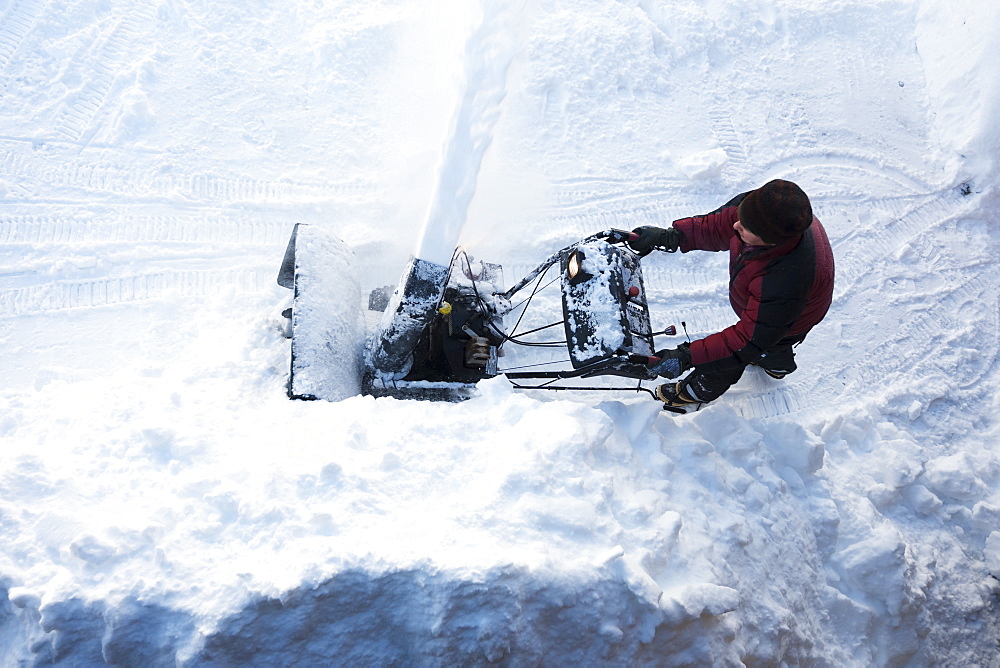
[0,0,43,71]
[764,154,935,198]
[0,268,273,318]
[754,268,999,420]
[0,144,370,203]
[709,109,751,186]
[0,214,292,246]
[52,4,158,142]
[834,193,974,299]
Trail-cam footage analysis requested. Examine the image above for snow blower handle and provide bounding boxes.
[631,353,661,365]
[596,229,639,245]
[633,343,692,379]
[625,354,670,381]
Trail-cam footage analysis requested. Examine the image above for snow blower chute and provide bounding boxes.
[277,226,681,403]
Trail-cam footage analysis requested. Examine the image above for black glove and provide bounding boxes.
[628,226,684,256]
[649,344,692,379]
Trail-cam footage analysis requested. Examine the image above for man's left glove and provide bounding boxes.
[649,344,692,379]
[628,226,684,256]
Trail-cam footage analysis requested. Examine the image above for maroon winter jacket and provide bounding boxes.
[673,194,834,372]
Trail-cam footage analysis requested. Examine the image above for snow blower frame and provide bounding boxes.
[277,225,677,405]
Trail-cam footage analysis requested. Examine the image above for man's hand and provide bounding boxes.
[649,344,692,379]
[628,226,684,256]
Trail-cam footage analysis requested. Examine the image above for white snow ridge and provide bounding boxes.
[2,0,999,666]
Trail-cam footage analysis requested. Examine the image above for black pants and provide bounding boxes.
[683,336,803,403]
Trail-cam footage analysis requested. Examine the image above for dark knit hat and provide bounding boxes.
[738,179,813,244]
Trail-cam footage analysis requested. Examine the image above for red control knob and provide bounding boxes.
[628,286,640,297]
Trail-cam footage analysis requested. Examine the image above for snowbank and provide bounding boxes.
[916,0,1000,180]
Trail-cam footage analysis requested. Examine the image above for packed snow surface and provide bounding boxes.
[2,0,1000,665]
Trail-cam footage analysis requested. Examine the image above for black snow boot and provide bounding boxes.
[655,381,700,410]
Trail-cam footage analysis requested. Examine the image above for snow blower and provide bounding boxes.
[277,225,680,404]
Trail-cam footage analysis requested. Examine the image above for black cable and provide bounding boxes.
[456,251,565,349]
[510,320,562,336]
[504,340,566,348]
[507,274,560,312]
[506,263,550,339]
[498,264,568,349]
[497,358,572,372]
[500,318,566,348]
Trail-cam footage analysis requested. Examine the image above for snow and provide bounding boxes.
[414,2,525,267]
[1,0,999,665]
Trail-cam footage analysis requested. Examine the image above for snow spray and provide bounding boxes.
[369,2,525,377]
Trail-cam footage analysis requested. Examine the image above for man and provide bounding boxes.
[628,179,834,410]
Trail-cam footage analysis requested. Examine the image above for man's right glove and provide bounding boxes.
[648,344,692,379]
[628,226,684,256]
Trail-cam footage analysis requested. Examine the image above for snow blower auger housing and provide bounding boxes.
[277,226,672,403]
[277,223,364,401]
[363,253,507,401]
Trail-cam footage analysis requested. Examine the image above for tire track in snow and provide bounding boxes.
[824,275,992,400]
[785,102,819,149]
[949,277,1000,392]
[733,386,803,421]
[548,175,692,209]
[52,3,158,142]
[766,153,935,199]
[832,193,972,294]
[0,267,274,318]
[0,142,371,203]
[641,265,720,293]
[0,0,43,72]
[0,213,291,246]
[525,189,703,238]
[895,269,999,395]
[834,41,865,102]
[709,108,751,185]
